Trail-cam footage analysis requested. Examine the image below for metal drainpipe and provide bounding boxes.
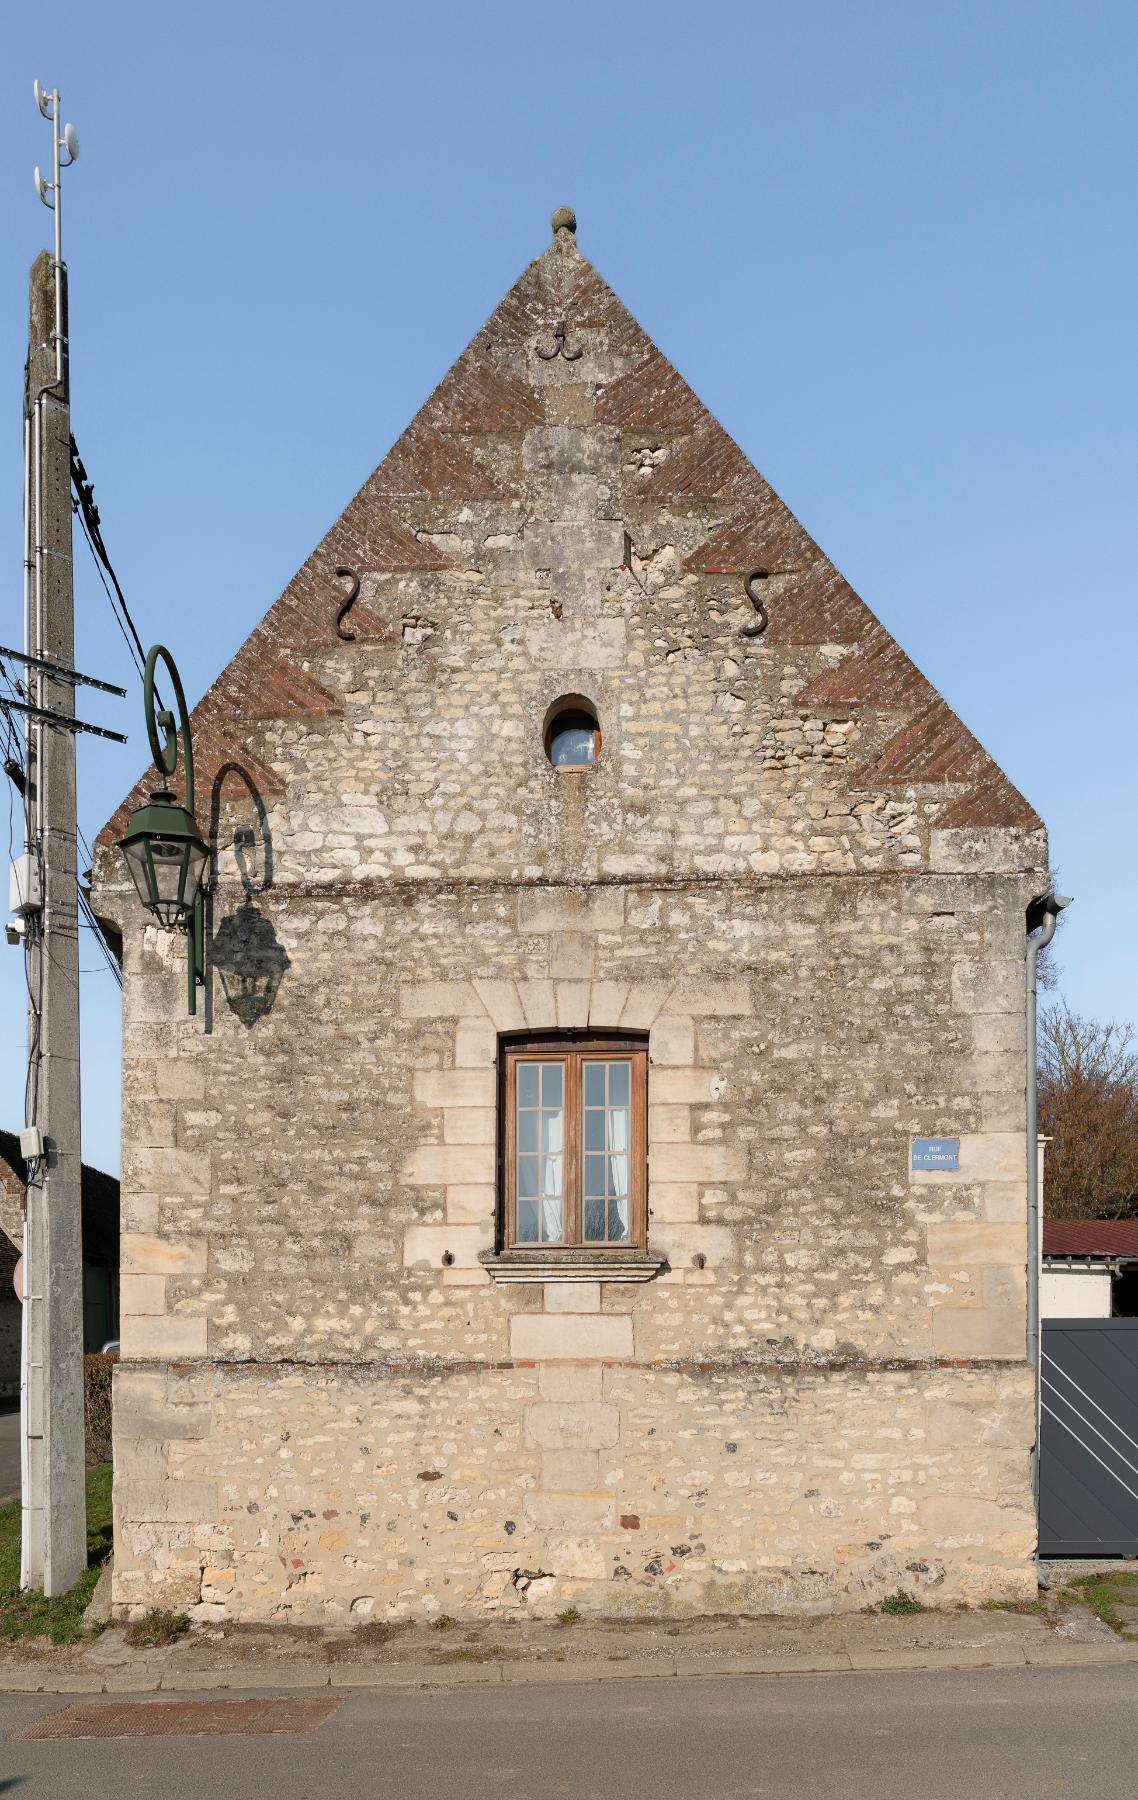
[1025,891,1072,1586]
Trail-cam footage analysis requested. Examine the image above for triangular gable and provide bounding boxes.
[99,225,1039,847]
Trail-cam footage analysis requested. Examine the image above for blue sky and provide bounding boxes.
[1,1,1135,1175]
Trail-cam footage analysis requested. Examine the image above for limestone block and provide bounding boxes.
[472,978,527,1031]
[932,1307,1025,1359]
[619,982,673,1030]
[650,1016,695,1066]
[588,981,630,1028]
[648,1183,700,1223]
[413,1071,495,1109]
[121,1234,208,1276]
[403,1144,495,1186]
[446,1184,496,1224]
[545,1282,601,1314]
[522,618,627,671]
[114,1380,212,1441]
[524,1492,616,1531]
[154,1060,206,1101]
[550,936,596,981]
[555,981,591,1029]
[926,1221,1026,1267]
[442,1107,496,1145]
[121,1315,208,1360]
[983,1265,1027,1308]
[398,982,485,1019]
[517,979,557,1030]
[402,1222,493,1268]
[442,1266,491,1286]
[455,1019,497,1067]
[667,980,753,1017]
[649,1104,691,1143]
[951,961,1023,1017]
[982,1184,1027,1222]
[518,892,624,935]
[541,1448,602,1491]
[525,1403,620,1449]
[511,1314,633,1362]
[648,1221,735,1267]
[538,1364,603,1401]
[649,1067,721,1104]
[125,1149,211,1196]
[117,1478,218,1524]
[647,1143,746,1183]
[121,1274,167,1316]
[930,830,1041,875]
[911,1133,1026,1185]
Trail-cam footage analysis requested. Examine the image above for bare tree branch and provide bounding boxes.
[1039,1002,1138,1219]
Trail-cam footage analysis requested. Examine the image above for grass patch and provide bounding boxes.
[556,1606,582,1625]
[433,1645,504,1664]
[0,1464,113,1645]
[1060,1569,1138,1637]
[123,1608,190,1649]
[432,1614,456,1631]
[880,1589,925,1616]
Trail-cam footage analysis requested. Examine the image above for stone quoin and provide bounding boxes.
[92,207,1045,1624]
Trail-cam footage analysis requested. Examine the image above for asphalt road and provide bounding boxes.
[2,1664,1137,1798]
[0,1404,19,1504]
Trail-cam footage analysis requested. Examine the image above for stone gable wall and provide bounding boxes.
[95,224,1046,1622]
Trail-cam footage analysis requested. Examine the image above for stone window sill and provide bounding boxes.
[478,1250,667,1285]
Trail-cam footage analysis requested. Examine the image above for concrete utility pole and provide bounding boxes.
[20,202,87,1583]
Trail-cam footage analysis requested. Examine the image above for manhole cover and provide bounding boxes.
[20,1695,342,1740]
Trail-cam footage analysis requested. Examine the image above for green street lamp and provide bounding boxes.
[116,645,208,1014]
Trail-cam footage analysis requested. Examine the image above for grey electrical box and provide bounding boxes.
[8,854,41,917]
[19,1125,45,1160]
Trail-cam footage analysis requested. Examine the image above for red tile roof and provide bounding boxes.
[1043,1220,1138,1258]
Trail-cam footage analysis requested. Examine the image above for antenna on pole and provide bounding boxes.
[31,80,79,393]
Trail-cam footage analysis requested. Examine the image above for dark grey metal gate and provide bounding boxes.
[1039,1318,1138,1556]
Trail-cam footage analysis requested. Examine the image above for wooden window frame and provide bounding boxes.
[500,1032,647,1255]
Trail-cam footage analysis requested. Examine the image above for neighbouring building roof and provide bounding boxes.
[1043,1220,1138,1259]
[0,1129,120,1267]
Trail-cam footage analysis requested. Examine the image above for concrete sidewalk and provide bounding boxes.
[3,1605,1138,1697]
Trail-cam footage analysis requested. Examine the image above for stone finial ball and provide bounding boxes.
[551,205,577,236]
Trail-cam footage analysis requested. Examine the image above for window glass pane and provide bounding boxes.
[608,1061,630,1107]
[518,1064,539,1107]
[550,723,595,766]
[541,1197,564,1241]
[516,1199,539,1242]
[608,1108,628,1153]
[541,1064,563,1107]
[584,1153,607,1197]
[609,1197,629,1241]
[584,1109,605,1152]
[583,1063,606,1107]
[608,1155,629,1196]
[541,1112,563,1154]
[584,1197,606,1241]
[517,1155,538,1198]
[541,1155,562,1197]
[517,1111,538,1153]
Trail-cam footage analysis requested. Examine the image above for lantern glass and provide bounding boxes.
[117,790,209,927]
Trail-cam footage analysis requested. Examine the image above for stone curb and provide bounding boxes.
[3,1638,1138,1697]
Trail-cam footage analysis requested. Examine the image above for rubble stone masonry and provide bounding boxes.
[93,214,1046,1622]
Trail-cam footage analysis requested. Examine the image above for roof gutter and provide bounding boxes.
[1025,891,1072,1586]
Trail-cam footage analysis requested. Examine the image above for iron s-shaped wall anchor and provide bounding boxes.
[740,567,770,638]
[334,566,360,640]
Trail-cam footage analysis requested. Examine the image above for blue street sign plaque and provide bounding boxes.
[911,1137,960,1171]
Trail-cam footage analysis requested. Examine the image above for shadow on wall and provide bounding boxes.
[205,762,290,1032]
